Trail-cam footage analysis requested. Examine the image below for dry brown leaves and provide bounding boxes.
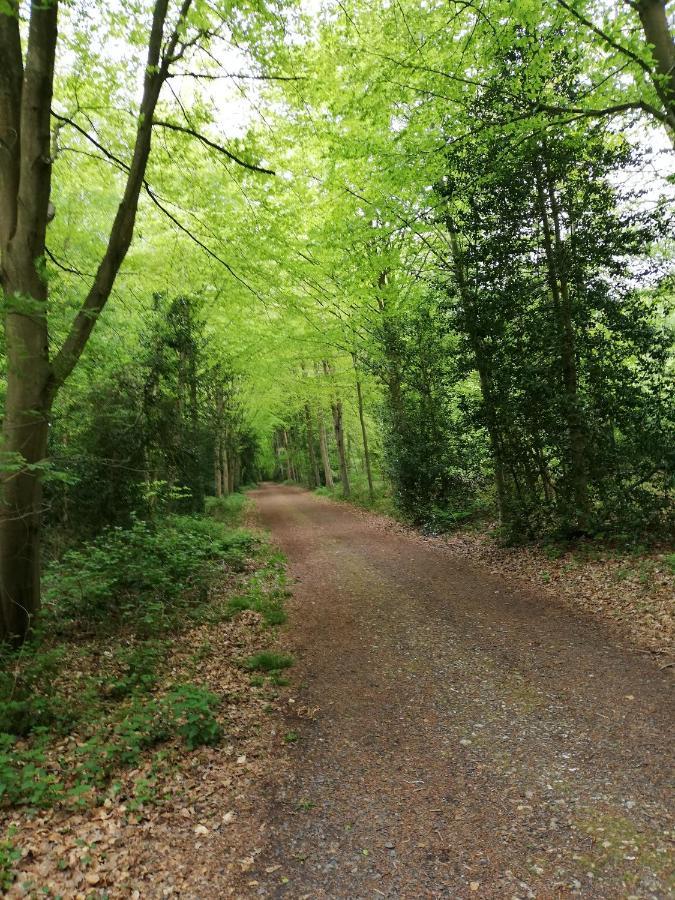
[332,497,674,659]
[1,547,291,898]
[440,528,674,659]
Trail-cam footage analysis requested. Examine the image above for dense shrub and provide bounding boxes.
[44,515,255,629]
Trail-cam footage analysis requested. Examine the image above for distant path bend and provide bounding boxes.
[249,483,674,899]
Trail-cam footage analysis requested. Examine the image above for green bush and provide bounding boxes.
[166,684,222,750]
[0,646,75,736]
[0,683,224,808]
[0,828,19,892]
[0,732,65,808]
[44,515,256,629]
[106,640,169,699]
[0,511,288,813]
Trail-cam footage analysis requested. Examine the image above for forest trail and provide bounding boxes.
[249,484,673,899]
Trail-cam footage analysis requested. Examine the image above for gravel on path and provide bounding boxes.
[247,483,674,900]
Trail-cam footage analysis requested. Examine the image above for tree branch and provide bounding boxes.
[554,0,652,73]
[49,0,194,394]
[169,71,306,81]
[50,111,131,173]
[153,120,275,174]
[534,99,669,124]
[143,182,264,301]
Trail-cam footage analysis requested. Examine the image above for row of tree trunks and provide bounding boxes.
[277,361,376,498]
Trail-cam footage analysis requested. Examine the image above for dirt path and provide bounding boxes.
[248,484,673,899]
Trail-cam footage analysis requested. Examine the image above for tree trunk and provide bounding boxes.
[214,451,222,498]
[0,373,50,643]
[227,450,235,494]
[636,0,675,135]
[354,365,375,502]
[282,429,294,481]
[0,0,58,643]
[331,400,350,498]
[304,404,321,488]
[535,165,590,529]
[220,440,229,496]
[318,410,334,489]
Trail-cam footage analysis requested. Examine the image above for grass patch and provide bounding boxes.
[575,809,674,888]
[205,492,249,526]
[241,651,294,672]
[223,546,289,627]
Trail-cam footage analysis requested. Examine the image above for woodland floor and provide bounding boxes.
[241,483,674,899]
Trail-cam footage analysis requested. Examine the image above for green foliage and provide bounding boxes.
[223,547,288,627]
[106,641,168,699]
[165,684,222,750]
[44,515,255,631]
[0,646,70,736]
[0,685,223,807]
[0,828,19,892]
[0,502,282,811]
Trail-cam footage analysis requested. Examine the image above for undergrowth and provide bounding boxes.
[314,474,398,517]
[0,493,290,814]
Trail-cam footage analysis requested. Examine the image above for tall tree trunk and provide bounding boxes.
[331,400,350,498]
[535,165,590,529]
[227,449,235,494]
[0,0,58,643]
[635,0,675,135]
[353,360,375,503]
[214,444,223,498]
[304,404,320,488]
[220,439,228,496]
[318,410,334,489]
[449,230,511,527]
[283,429,296,481]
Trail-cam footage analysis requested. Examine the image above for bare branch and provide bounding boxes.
[169,70,306,81]
[143,183,265,302]
[554,0,652,73]
[153,119,275,174]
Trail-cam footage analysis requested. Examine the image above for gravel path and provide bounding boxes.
[249,484,674,899]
